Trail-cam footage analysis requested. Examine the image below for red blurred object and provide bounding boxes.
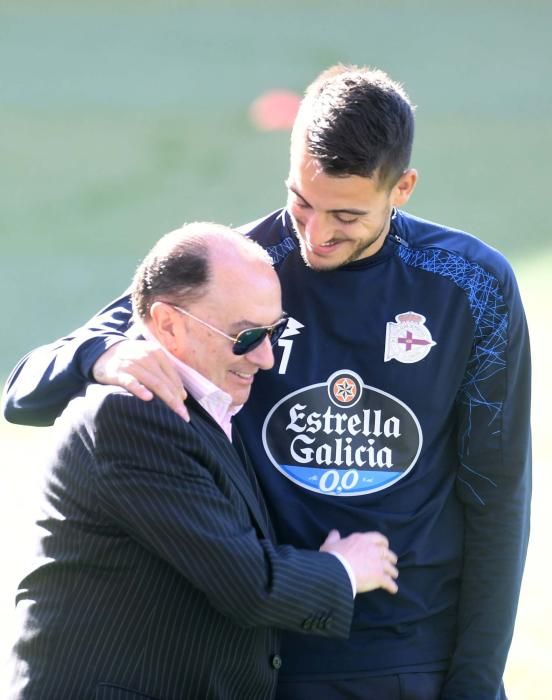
[249,89,301,131]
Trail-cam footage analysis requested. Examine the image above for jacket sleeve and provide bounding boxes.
[1,291,134,426]
[91,392,355,638]
[442,262,531,699]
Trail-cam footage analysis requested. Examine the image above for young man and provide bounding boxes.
[7,222,398,700]
[3,66,531,699]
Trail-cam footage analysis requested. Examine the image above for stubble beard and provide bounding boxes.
[293,213,391,272]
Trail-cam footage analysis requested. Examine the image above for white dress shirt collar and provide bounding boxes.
[142,326,241,441]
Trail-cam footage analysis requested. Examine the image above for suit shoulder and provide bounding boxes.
[58,385,186,443]
[63,383,144,419]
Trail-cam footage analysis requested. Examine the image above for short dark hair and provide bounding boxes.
[296,64,415,190]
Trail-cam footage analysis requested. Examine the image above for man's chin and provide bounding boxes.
[230,388,252,407]
[300,249,348,272]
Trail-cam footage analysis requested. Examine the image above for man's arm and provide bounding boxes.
[2,293,133,425]
[90,391,397,635]
[1,291,186,426]
[442,265,531,699]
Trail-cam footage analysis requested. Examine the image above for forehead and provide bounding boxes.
[203,255,282,325]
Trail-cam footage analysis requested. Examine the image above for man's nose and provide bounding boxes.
[303,211,330,245]
[245,335,275,370]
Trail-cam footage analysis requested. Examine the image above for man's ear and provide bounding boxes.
[149,302,179,354]
[390,168,418,208]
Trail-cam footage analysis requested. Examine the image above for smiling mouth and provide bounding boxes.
[308,240,347,255]
[230,370,255,381]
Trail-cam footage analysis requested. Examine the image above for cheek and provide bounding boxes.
[358,214,382,236]
[288,202,306,228]
[195,347,222,381]
[214,351,237,381]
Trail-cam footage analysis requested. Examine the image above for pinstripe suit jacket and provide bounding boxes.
[9,385,354,700]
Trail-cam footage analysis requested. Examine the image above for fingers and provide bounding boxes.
[111,372,155,401]
[382,546,399,595]
[365,532,390,549]
[92,341,190,421]
[329,531,400,596]
[319,529,341,551]
[378,547,398,567]
[362,553,399,596]
[381,574,399,595]
[379,547,399,594]
[125,352,189,421]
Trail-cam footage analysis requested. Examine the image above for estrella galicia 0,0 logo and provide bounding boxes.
[262,370,422,496]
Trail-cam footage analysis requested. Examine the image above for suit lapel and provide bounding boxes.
[231,425,275,540]
[187,398,272,540]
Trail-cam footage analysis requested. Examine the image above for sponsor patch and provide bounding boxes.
[384,311,436,364]
[262,370,422,496]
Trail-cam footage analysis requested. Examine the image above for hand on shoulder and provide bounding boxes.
[92,340,189,421]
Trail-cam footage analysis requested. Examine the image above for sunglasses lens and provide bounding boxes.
[232,317,288,356]
[233,328,267,355]
[269,317,288,345]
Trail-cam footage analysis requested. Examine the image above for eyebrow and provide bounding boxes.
[231,314,285,331]
[286,182,369,217]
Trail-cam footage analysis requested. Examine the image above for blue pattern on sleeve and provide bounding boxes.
[397,245,508,450]
[266,235,297,265]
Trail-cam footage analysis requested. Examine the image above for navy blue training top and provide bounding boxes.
[235,208,531,696]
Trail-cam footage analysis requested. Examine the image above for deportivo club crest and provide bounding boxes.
[262,370,422,497]
[384,311,436,364]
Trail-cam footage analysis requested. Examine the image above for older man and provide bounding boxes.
[8,222,398,700]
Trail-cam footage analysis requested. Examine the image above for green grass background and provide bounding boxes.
[1,1,551,696]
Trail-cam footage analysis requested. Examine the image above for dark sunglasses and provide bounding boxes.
[171,305,289,355]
